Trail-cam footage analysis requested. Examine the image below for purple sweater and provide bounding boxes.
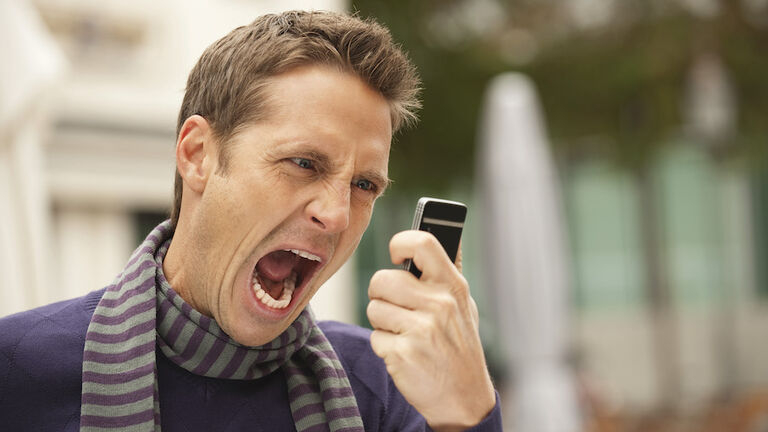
[0,289,503,431]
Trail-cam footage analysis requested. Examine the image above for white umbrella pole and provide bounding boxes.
[478,73,581,432]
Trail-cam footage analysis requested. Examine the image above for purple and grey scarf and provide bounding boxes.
[79,221,364,431]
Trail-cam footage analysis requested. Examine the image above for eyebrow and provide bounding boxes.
[306,150,392,194]
[298,149,391,194]
[301,150,332,171]
[362,170,392,195]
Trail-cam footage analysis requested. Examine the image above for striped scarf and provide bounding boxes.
[80,221,364,431]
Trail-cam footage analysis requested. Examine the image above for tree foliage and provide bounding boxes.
[352,0,768,191]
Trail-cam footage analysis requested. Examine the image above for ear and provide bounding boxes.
[176,115,216,194]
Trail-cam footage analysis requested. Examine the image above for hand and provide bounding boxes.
[367,230,496,431]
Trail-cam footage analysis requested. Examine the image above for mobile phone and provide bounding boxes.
[403,197,467,278]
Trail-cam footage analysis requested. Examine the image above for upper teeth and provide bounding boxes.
[287,249,321,262]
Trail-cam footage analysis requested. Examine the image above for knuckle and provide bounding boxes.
[469,296,479,313]
[470,298,480,324]
[368,271,385,297]
[368,270,395,298]
[431,292,458,313]
[416,233,437,250]
[451,274,470,296]
[411,313,438,337]
[389,232,406,255]
[421,316,439,335]
[365,300,378,322]
[398,337,417,360]
[369,330,385,356]
[370,269,388,284]
[366,299,391,328]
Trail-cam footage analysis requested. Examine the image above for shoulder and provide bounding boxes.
[318,321,384,381]
[316,321,392,398]
[318,321,374,360]
[0,289,104,427]
[318,321,427,430]
[316,321,504,432]
[0,288,104,356]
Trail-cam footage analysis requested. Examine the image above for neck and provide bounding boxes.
[162,224,206,315]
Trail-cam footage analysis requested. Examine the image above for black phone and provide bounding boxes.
[403,197,467,278]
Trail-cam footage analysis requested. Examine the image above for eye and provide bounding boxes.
[354,179,375,192]
[290,157,314,170]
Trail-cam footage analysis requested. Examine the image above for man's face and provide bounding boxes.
[184,65,392,346]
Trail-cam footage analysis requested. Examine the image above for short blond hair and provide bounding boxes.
[170,10,421,230]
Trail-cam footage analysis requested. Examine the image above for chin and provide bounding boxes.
[228,258,325,346]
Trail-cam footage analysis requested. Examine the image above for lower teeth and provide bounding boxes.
[252,271,296,309]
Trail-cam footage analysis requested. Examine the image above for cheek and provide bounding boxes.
[206,173,277,231]
[318,207,372,284]
[352,202,375,234]
[338,206,373,255]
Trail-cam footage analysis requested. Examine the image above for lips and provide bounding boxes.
[251,248,323,310]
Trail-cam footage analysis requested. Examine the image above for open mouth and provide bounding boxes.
[251,249,323,309]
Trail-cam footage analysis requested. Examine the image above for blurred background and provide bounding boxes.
[2,0,768,431]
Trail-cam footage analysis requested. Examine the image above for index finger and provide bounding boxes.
[389,230,461,281]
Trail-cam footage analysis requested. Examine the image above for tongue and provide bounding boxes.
[256,250,298,282]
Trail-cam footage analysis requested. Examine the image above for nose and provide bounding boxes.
[306,181,350,233]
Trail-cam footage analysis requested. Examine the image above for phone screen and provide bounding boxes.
[405,198,467,278]
[416,217,462,264]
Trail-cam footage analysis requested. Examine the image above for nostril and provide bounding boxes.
[311,216,324,227]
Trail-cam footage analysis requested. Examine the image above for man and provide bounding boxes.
[0,10,501,431]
